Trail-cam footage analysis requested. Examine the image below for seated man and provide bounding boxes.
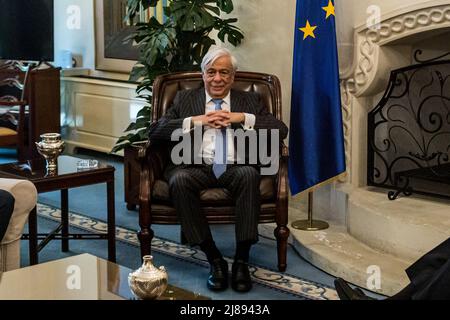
[0,189,15,242]
[335,237,450,300]
[148,48,288,293]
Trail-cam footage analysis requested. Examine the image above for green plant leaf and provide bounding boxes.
[136,117,150,126]
[140,0,159,10]
[125,0,141,20]
[192,37,216,64]
[215,18,244,46]
[129,65,147,82]
[115,133,135,144]
[138,128,150,140]
[170,1,216,31]
[125,122,138,132]
[111,143,126,153]
[216,0,234,14]
[126,0,160,21]
[136,106,151,118]
[135,18,176,68]
[203,4,220,16]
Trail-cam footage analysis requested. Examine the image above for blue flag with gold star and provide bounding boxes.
[288,0,346,195]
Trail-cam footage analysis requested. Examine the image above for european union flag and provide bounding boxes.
[289,0,346,195]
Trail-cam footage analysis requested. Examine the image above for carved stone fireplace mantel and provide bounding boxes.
[342,2,450,183]
[288,1,450,297]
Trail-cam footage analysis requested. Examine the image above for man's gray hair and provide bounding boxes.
[201,48,238,73]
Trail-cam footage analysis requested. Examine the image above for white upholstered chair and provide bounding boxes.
[0,178,37,271]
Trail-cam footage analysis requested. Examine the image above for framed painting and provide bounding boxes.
[94,0,139,73]
[95,0,166,73]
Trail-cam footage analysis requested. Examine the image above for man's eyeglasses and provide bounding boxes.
[205,69,233,79]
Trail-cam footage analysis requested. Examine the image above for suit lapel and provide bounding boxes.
[190,88,206,116]
[231,89,245,113]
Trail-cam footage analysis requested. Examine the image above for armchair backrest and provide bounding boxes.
[0,77,24,102]
[0,61,32,161]
[0,61,30,103]
[151,71,283,122]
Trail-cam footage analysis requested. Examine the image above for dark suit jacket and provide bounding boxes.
[406,237,450,300]
[148,88,288,173]
[0,190,15,242]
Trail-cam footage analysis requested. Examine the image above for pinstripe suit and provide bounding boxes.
[149,88,288,245]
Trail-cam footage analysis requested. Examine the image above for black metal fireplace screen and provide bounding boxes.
[367,59,450,200]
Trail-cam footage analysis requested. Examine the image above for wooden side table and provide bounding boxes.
[0,156,116,265]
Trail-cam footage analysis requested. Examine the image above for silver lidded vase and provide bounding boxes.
[35,133,65,173]
[128,255,168,300]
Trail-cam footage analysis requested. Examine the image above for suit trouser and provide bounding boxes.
[406,237,450,300]
[166,165,261,246]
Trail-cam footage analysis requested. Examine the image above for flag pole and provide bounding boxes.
[291,191,329,231]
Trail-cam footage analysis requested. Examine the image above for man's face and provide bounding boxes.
[203,55,235,99]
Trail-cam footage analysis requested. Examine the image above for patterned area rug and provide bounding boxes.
[37,203,338,300]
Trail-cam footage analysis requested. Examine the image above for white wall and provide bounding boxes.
[54,0,95,69]
[226,0,296,128]
[350,0,443,27]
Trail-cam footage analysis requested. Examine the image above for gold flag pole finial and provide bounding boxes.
[291,191,329,231]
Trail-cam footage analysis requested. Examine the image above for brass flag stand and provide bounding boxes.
[291,191,329,231]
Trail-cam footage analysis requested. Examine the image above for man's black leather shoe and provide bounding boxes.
[334,278,377,300]
[207,258,228,291]
[231,260,252,292]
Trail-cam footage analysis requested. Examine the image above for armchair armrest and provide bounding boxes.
[275,141,289,225]
[137,140,167,180]
[138,139,168,212]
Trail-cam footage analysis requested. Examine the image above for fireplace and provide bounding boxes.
[367,54,450,200]
[288,2,450,296]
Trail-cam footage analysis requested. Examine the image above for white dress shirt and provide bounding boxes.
[182,91,256,164]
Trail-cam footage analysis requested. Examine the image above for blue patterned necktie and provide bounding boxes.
[212,99,227,178]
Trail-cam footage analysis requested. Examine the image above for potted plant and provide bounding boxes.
[114,0,244,209]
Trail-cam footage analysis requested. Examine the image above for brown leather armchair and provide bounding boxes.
[138,71,289,271]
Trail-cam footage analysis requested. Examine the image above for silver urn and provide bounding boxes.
[128,255,168,300]
[35,133,65,173]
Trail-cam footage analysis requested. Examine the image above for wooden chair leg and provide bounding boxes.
[138,227,154,260]
[274,225,290,272]
[126,203,137,211]
[28,206,38,265]
[180,228,188,245]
